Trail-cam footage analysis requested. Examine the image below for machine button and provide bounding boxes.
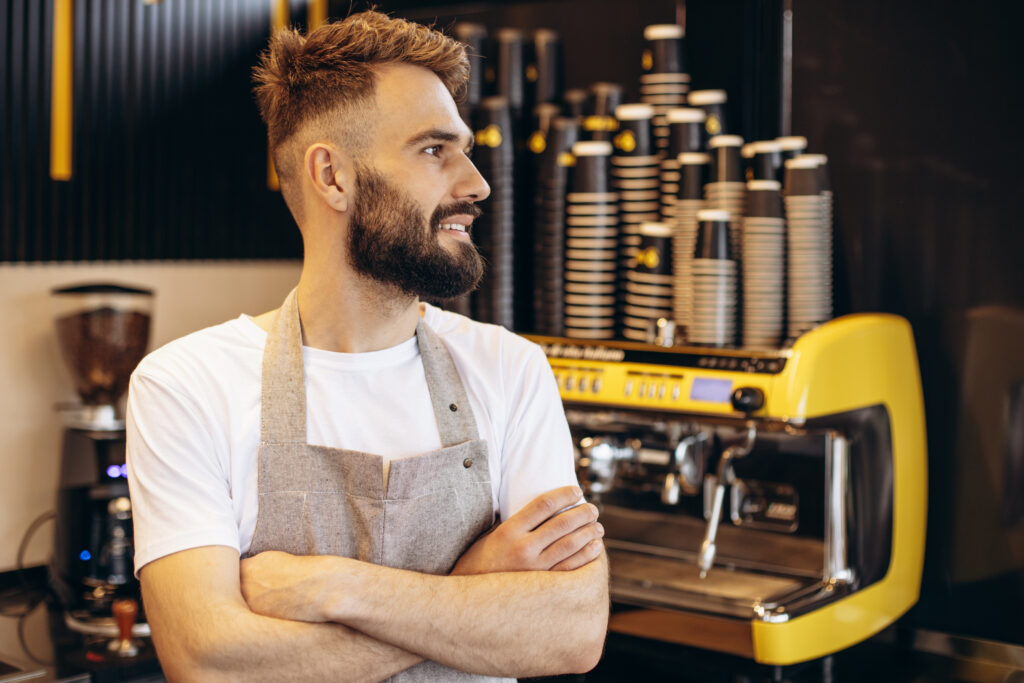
[728,358,739,370]
[698,357,709,368]
[593,377,602,393]
[731,387,766,413]
[671,384,680,400]
[648,383,658,398]
[639,381,648,397]
[578,376,589,392]
[624,380,634,396]
[657,384,666,399]
[564,375,575,391]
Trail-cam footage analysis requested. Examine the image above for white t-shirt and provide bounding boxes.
[126,303,578,574]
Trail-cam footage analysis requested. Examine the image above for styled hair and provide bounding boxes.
[252,10,470,220]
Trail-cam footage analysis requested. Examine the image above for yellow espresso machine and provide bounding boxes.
[526,313,927,665]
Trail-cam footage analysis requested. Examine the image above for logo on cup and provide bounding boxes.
[614,130,637,153]
[635,246,661,270]
[476,125,503,148]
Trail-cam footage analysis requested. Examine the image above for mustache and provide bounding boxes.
[431,201,482,227]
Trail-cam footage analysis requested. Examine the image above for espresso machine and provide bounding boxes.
[49,283,154,653]
[526,313,927,665]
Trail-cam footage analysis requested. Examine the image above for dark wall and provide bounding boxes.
[1,0,301,261]
[791,0,1024,642]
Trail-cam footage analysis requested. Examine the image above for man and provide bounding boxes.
[125,10,609,682]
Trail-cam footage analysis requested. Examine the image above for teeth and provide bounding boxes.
[440,223,466,232]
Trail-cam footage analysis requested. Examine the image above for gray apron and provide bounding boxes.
[247,290,512,682]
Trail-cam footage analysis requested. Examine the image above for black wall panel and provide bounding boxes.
[1,0,302,262]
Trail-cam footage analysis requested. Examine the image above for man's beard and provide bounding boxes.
[347,164,484,301]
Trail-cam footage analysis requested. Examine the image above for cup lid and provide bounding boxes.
[678,152,711,164]
[496,27,524,42]
[741,143,756,158]
[687,90,727,105]
[616,103,655,120]
[747,179,781,191]
[785,155,821,169]
[801,153,829,165]
[573,141,613,156]
[644,24,684,40]
[709,134,744,148]
[639,222,672,236]
[697,209,732,221]
[775,135,808,151]
[666,107,706,123]
[752,139,783,153]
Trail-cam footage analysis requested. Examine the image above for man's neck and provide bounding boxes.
[290,265,421,354]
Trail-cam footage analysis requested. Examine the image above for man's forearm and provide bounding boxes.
[323,552,609,678]
[139,548,423,683]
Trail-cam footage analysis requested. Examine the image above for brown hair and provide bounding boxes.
[252,10,470,220]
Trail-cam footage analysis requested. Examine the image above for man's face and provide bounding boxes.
[347,163,484,299]
[341,63,490,300]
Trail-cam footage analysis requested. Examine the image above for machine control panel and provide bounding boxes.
[530,336,791,415]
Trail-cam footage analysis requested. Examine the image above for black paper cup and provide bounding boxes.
[694,209,733,259]
[563,88,588,119]
[801,153,832,193]
[667,108,706,156]
[688,89,728,138]
[571,141,613,194]
[633,223,674,275]
[745,179,783,218]
[495,28,525,112]
[643,24,686,74]
[750,140,783,181]
[677,152,710,201]
[539,117,580,182]
[584,82,624,141]
[532,29,562,106]
[613,104,654,157]
[776,136,808,161]
[454,23,487,109]
[783,156,822,196]
[709,135,744,183]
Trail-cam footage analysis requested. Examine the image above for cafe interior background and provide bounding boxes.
[1,0,1023,679]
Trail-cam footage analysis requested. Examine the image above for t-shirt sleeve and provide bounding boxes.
[126,366,240,576]
[498,342,581,520]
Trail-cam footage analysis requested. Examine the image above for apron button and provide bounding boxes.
[463,458,473,468]
[449,403,458,412]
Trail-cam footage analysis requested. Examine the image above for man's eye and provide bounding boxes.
[424,145,442,157]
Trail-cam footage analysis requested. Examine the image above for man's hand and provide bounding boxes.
[240,551,336,622]
[451,485,604,575]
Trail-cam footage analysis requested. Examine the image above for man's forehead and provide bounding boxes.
[371,63,468,144]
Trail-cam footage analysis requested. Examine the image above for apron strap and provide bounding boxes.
[260,288,307,443]
[416,317,482,446]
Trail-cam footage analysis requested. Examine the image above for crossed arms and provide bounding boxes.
[140,486,609,682]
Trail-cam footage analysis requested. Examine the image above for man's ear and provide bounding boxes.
[304,143,352,213]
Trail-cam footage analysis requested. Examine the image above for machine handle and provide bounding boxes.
[731,387,765,413]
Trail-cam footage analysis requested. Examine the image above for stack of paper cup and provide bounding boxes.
[783,155,832,339]
[671,153,709,334]
[623,222,674,342]
[689,210,737,346]
[742,180,785,348]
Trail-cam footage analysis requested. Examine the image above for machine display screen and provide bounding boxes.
[690,377,733,403]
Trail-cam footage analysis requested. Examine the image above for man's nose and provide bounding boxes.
[454,156,491,203]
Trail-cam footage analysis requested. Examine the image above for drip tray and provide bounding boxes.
[608,547,812,619]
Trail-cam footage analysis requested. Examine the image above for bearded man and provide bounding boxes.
[125,10,608,682]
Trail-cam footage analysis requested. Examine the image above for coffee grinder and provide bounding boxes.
[49,283,153,650]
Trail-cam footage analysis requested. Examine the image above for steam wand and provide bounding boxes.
[698,425,757,579]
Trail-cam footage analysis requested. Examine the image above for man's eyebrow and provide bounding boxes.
[405,128,474,152]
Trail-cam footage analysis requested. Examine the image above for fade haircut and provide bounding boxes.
[252,10,470,223]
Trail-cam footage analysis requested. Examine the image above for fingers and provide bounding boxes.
[539,520,605,570]
[549,537,605,572]
[504,485,585,534]
[530,501,599,550]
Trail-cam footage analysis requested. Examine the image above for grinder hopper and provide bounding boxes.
[52,283,153,430]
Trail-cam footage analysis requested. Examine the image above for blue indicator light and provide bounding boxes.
[106,465,121,478]
[119,463,128,477]
[79,550,91,561]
